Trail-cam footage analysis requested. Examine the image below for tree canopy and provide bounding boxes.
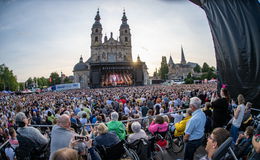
[159,56,169,80]
[0,64,19,91]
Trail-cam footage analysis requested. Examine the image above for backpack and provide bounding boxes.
[130,138,151,160]
[14,132,39,160]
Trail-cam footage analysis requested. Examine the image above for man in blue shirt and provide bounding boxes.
[184,97,206,160]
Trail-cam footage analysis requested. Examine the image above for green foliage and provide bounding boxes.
[63,77,72,84]
[37,77,49,88]
[19,82,25,91]
[159,56,169,80]
[0,64,19,91]
[193,64,201,73]
[184,63,217,84]
[26,77,34,88]
[49,72,61,86]
[202,62,210,72]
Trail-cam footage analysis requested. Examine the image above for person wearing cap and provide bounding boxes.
[127,121,148,143]
[15,112,49,149]
[107,112,126,140]
[184,97,206,160]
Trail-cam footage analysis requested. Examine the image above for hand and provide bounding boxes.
[69,139,79,148]
[86,139,93,148]
[238,133,245,140]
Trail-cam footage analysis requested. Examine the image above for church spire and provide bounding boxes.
[121,9,128,24]
[95,8,101,22]
[181,46,186,65]
[168,55,174,66]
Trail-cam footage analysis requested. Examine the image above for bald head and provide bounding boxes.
[58,114,71,129]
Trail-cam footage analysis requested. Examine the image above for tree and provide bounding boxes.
[49,72,61,86]
[64,77,72,84]
[19,82,25,91]
[0,64,19,91]
[184,72,194,84]
[193,64,201,73]
[202,62,210,72]
[159,56,169,80]
[26,77,33,89]
[37,77,49,88]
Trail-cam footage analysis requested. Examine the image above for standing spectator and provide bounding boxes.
[211,88,230,129]
[50,114,74,157]
[184,97,206,160]
[231,94,245,143]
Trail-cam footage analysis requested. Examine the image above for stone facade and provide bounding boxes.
[168,47,198,80]
[73,10,148,88]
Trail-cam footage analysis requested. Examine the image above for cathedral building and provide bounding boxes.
[73,10,148,88]
[168,46,198,80]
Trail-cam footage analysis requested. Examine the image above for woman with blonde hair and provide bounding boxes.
[94,123,120,147]
[231,94,246,142]
[51,148,79,160]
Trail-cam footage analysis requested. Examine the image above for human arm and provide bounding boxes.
[87,139,101,160]
[31,127,49,146]
[184,120,194,142]
[234,106,241,119]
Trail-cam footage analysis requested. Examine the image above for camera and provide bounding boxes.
[75,135,88,141]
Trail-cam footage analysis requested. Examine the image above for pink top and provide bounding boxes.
[148,121,168,134]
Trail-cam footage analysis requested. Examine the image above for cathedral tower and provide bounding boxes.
[119,10,132,61]
[91,9,103,46]
[181,46,186,65]
[119,10,131,46]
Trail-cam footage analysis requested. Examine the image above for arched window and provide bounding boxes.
[79,76,83,83]
[95,28,98,33]
[125,37,128,42]
[95,36,98,42]
[125,30,127,33]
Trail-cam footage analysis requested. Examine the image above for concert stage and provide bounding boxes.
[90,62,144,88]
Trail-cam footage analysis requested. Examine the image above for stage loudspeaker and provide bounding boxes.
[136,70,143,82]
[92,72,100,84]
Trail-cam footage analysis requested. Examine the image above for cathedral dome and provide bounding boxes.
[73,57,88,72]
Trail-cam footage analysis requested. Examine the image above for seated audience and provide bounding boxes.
[128,122,148,143]
[107,112,126,140]
[94,123,120,147]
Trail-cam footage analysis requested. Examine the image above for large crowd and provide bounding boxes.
[0,83,259,160]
